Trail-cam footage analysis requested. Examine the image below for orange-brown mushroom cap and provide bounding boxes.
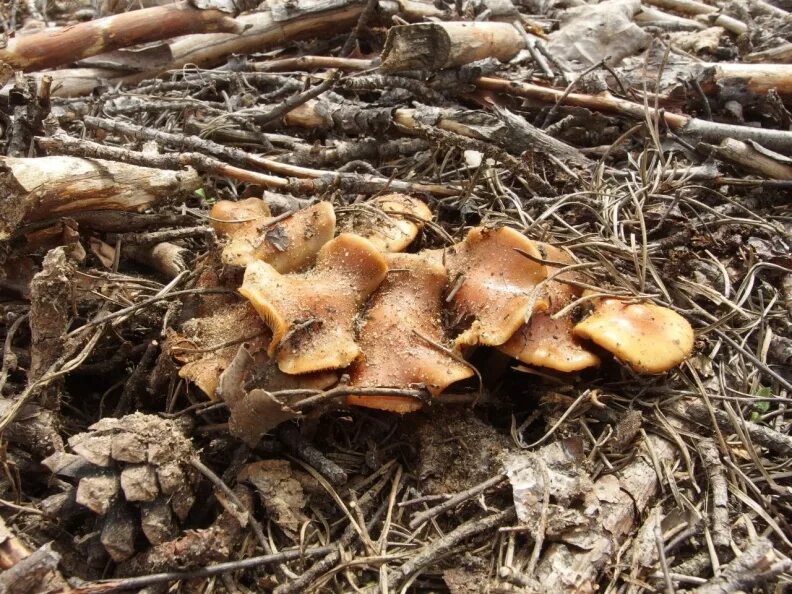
[240,233,388,374]
[441,227,550,348]
[498,242,600,372]
[213,200,336,272]
[572,299,694,373]
[499,312,601,372]
[344,194,433,253]
[210,197,271,238]
[347,252,475,413]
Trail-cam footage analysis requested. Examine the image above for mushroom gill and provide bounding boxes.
[342,194,433,252]
[498,243,600,372]
[211,199,336,271]
[439,226,550,348]
[239,233,388,374]
[347,252,475,413]
[572,298,694,373]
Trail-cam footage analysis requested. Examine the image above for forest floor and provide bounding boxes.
[1,0,791,592]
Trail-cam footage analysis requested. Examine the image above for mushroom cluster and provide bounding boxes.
[180,194,694,414]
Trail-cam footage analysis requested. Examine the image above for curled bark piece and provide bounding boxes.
[0,1,241,72]
[347,253,475,413]
[499,244,600,372]
[0,156,201,241]
[240,234,388,374]
[573,298,694,373]
[535,434,677,593]
[438,227,550,348]
[342,194,433,253]
[211,200,336,270]
[217,346,336,445]
[380,21,524,72]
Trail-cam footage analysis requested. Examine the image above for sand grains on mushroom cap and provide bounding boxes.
[572,298,694,373]
[440,226,551,349]
[171,302,270,399]
[499,242,600,372]
[210,197,272,238]
[347,252,475,413]
[239,233,388,374]
[342,193,433,253]
[212,199,336,271]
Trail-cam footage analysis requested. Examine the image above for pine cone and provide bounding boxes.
[42,413,200,562]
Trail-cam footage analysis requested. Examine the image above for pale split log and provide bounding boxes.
[0,156,201,241]
[700,138,792,180]
[534,433,677,593]
[0,1,242,72]
[35,0,367,97]
[378,0,449,19]
[126,242,190,278]
[380,21,524,72]
[640,0,748,33]
[641,0,717,17]
[703,62,792,95]
[635,6,707,31]
[746,43,792,63]
[635,6,707,29]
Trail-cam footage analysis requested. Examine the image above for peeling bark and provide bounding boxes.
[0,156,201,241]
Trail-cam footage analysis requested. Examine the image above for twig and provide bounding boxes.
[56,545,335,594]
[697,439,730,550]
[671,399,792,458]
[691,538,791,594]
[409,474,507,529]
[252,71,339,126]
[111,226,214,246]
[276,423,348,486]
[189,457,277,562]
[388,507,516,589]
[39,129,457,196]
[340,0,380,57]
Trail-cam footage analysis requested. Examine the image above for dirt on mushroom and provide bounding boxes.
[1,0,791,592]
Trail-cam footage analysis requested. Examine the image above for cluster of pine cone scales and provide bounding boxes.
[41,414,198,562]
[174,193,694,415]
